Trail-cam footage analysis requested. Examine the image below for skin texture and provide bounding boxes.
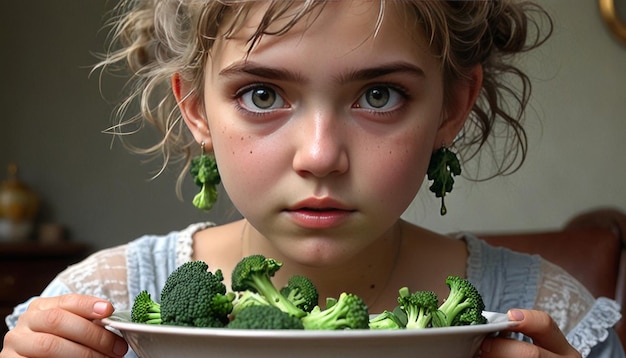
[1,295,128,358]
[1,2,581,358]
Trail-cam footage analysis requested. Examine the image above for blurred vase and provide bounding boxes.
[0,163,39,241]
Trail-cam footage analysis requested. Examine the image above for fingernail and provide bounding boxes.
[508,309,524,321]
[93,301,108,315]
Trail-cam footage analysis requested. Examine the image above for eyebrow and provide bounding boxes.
[219,61,307,83]
[219,61,425,84]
[336,62,425,84]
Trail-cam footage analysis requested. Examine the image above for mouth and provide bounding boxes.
[285,198,355,229]
[287,197,354,212]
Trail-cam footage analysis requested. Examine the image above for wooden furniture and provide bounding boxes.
[0,241,90,347]
[480,208,626,348]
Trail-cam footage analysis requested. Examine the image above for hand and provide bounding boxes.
[478,309,582,358]
[1,294,128,358]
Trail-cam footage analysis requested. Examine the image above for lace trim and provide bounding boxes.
[175,222,216,267]
[566,297,622,358]
[534,260,597,334]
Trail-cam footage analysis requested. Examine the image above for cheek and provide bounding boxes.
[364,130,435,212]
[211,127,282,211]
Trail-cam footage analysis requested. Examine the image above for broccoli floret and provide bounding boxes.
[369,310,404,330]
[192,182,218,212]
[231,290,270,316]
[227,305,305,330]
[280,275,319,313]
[457,307,488,326]
[231,255,307,318]
[190,154,220,211]
[131,290,162,324]
[301,292,369,330]
[435,276,487,327]
[160,260,235,328]
[397,287,439,329]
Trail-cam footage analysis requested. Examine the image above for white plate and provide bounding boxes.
[101,311,517,358]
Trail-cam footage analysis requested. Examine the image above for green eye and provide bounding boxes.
[365,87,390,108]
[355,85,404,111]
[239,86,285,112]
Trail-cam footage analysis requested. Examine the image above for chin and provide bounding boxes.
[283,239,363,269]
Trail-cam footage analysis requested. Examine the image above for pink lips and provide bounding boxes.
[286,198,354,229]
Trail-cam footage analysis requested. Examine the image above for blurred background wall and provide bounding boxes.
[0,0,624,251]
[404,0,626,234]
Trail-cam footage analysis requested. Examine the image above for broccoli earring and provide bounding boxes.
[190,142,221,211]
[427,146,461,216]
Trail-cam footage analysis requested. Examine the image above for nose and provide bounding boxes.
[292,111,349,178]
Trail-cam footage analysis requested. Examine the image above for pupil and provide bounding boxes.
[367,88,389,108]
[252,88,275,109]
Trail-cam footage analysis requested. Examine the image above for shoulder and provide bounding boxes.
[463,233,542,311]
[126,222,215,264]
[125,222,216,299]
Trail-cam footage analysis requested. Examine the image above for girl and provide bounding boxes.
[2,1,622,357]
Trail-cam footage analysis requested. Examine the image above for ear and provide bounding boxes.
[172,73,212,149]
[434,65,483,149]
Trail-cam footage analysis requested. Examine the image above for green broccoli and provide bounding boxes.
[397,287,440,329]
[435,276,487,327]
[190,154,220,211]
[227,305,305,330]
[160,260,235,328]
[231,290,270,316]
[280,275,319,313]
[130,290,162,324]
[368,310,404,330]
[300,292,369,330]
[457,307,488,325]
[231,255,307,318]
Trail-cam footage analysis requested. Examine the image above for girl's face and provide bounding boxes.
[192,1,464,266]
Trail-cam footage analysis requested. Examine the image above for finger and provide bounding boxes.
[23,308,128,357]
[479,335,545,358]
[14,295,128,358]
[4,329,125,358]
[506,309,578,356]
[28,294,115,320]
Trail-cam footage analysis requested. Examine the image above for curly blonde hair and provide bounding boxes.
[94,0,552,195]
